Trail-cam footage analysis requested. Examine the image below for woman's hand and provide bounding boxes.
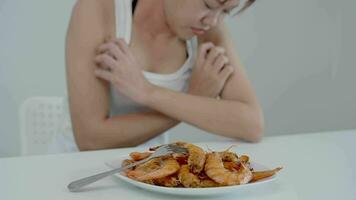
[94,38,154,105]
[188,42,234,98]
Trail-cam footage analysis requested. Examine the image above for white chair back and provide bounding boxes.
[19,96,63,155]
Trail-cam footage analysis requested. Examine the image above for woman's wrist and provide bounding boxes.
[139,83,158,106]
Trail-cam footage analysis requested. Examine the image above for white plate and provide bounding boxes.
[105,156,279,196]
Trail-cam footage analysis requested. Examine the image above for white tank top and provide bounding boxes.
[48,0,198,153]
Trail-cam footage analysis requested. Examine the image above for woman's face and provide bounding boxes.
[163,0,240,39]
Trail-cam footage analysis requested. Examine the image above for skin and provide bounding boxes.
[66,0,264,150]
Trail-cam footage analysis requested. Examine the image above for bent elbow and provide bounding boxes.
[76,139,95,151]
[247,114,265,143]
[72,124,102,151]
[237,106,264,143]
[74,131,98,151]
[247,126,264,143]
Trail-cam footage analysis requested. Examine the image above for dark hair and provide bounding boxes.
[234,0,255,16]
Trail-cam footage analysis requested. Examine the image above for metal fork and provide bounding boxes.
[67,144,188,192]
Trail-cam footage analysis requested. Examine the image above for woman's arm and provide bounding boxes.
[66,0,179,150]
[142,22,264,142]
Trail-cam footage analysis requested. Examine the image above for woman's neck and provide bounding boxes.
[132,0,176,41]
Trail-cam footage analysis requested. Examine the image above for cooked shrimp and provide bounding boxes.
[239,155,249,163]
[251,167,282,182]
[126,158,161,179]
[121,159,135,167]
[205,152,253,186]
[196,171,220,187]
[223,161,241,172]
[172,153,188,165]
[129,158,180,181]
[178,165,201,188]
[218,145,239,163]
[154,175,180,187]
[129,151,152,161]
[176,142,206,174]
[121,159,136,174]
[199,179,220,187]
[237,155,252,170]
[220,151,238,163]
[135,158,161,171]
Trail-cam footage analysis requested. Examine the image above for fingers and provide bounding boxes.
[94,68,115,83]
[197,42,215,66]
[206,46,225,67]
[97,37,132,61]
[95,54,117,71]
[213,54,229,72]
[111,38,135,61]
[94,37,134,84]
[96,43,124,60]
[95,38,130,71]
[202,44,229,76]
[97,43,122,60]
[219,64,234,82]
[114,38,131,56]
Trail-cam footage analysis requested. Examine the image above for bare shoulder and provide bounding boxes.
[72,0,114,18]
[68,0,115,39]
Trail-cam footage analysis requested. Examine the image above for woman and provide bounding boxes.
[53,0,263,152]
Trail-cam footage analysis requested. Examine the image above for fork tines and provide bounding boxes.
[167,144,188,154]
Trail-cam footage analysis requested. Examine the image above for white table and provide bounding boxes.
[1,130,355,200]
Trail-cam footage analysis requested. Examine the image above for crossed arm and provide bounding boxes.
[140,22,264,143]
[66,0,264,151]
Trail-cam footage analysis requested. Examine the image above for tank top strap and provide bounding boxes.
[115,0,132,44]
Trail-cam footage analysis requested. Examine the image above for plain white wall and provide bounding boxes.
[245,0,356,134]
[1,0,355,157]
[0,0,73,157]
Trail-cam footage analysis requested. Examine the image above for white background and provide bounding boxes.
[1,0,355,157]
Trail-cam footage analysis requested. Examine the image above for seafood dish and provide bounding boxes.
[121,142,282,188]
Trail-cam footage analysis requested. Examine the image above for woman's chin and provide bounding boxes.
[178,30,197,40]
[173,27,197,40]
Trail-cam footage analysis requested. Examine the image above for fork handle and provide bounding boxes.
[67,158,148,192]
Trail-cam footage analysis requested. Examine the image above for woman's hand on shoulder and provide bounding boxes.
[188,42,234,98]
[94,37,155,105]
